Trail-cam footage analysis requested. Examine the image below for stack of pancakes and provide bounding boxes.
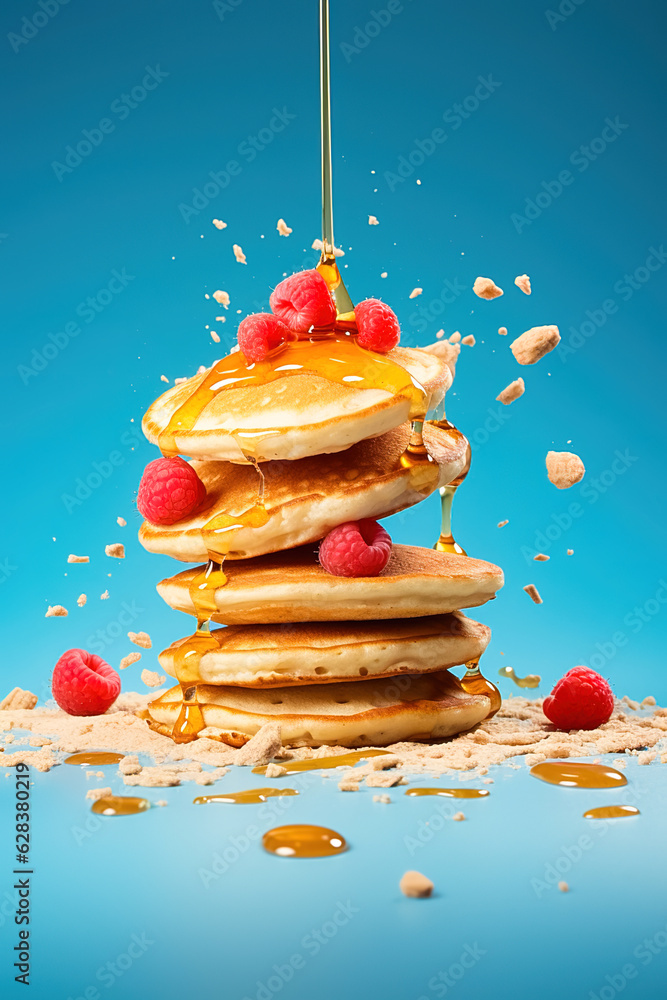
[140,336,503,747]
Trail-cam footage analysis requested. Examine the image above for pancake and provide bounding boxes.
[147,670,490,747]
[157,545,504,624]
[158,612,489,686]
[139,422,468,563]
[142,342,451,464]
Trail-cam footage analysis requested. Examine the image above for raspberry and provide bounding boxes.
[270,269,336,332]
[355,299,400,353]
[237,313,291,362]
[542,666,615,731]
[137,457,206,526]
[52,649,121,716]
[319,519,392,577]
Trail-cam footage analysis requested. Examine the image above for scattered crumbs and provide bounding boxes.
[100,590,109,600]
[510,325,560,365]
[368,215,379,225]
[0,688,38,711]
[622,696,640,711]
[497,520,509,528]
[140,669,165,688]
[373,794,391,803]
[498,326,508,336]
[523,584,543,605]
[515,274,531,295]
[212,219,227,229]
[534,553,550,562]
[128,631,152,649]
[276,218,292,236]
[642,696,657,707]
[558,881,569,893]
[160,375,169,383]
[156,800,168,807]
[234,723,282,765]
[453,811,466,821]
[45,605,68,617]
[264,762,288,778]
[311,239,344,257]
[473,276,503,299]
[120,652,142,671]
[105,544,125,559]
[67,554,89,564]
[567,549,574,556]
[400,870,434,899]
[435,329,445,339]
[86,786,112,802]
[77,594,87,607]
[380,271,387,278]
[210,330,221,343]
[546,451,585,490]
[232,244,246,264]
[496,377,525,405]
[449,331,461,343]
[461,334,476,346]
[213,290,230,307]
[409,287,423,299]
[371,754,401,770]
[117,517,127,527]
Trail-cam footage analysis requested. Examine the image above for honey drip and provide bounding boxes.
[405,788,490,799]
[458,657,502,718]
[262,824,347,858]
[65,752,125,766]
[194,787,299,805]
[431,419,471,555]
[583,805,639,820]
[399,419,440,496]
[498,666,541,689]
[530,762,628,789]
[171,683,207,744]
[253,749,389,775]
[91,795,151,816]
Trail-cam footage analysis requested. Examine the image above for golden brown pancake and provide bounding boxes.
[142,343,451,464]
[139,422,468,563]
[147,670,490,747]
[157,545,503,624]
[158,612,489,686]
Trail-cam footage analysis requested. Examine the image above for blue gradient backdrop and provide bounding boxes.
[1,1,666,998]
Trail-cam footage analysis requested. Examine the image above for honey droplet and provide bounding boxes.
[530,762,628,789]
[65,752,125,766]
[405,788,490,799]
[498,666,541,689]
[194,787,299,805]
[252,749,389,775]
[170,683,207,743]
[91,795,151,816]
[583,805,640,820]
[458,658,502,718]
[262,824,347,858]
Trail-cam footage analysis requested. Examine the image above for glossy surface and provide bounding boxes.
[194,787,299,805]
[530,762,628,789]
[64,752,125,766]
[90,795,151,816]
[583,805,640,820]
[405,787,490,798]
[252,750,389,775]
[262,823,347,858]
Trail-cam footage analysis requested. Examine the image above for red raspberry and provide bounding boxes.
[52,649,121,716]
[319,519,392,577]
[137,456,206,525]
[270,269,336,332]
[355,299,400,353]
[237,313,291,362]
[542,666,615,731]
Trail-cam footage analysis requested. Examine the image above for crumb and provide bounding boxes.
[558,881,569,893]
[67,554,89,563]
[622,696,640,711]
[409,287,422,299]
[264,762,288,778]
[400,870,433,898]
[77,594,87,607]
[117,517,127,527]
[642,696,657,707]
[100,590,109,600]
[156,800,168,807]
[567,549,574,556]
[453,811,466,821]
[482,778,494,784]
[210,331,220,343]
[510,325,560,365]
[461,334,475,346]
[213,290,230,308]
[45,605,68,617]
[473,276,503,299]
[523,584,543,605]
[449,331,461,343]
[232,244,246,264]
[371,755,401,770]
[311,239,344,257]
[141,669,165,688]
[534,553,550,562]
[86,787,112,802]
[174,377,188,385]
[105,544,125,559]
[373,794,391,803]
[515,274,531,295]
[435,329,444,339]
[546,451,585,490]
[128,631,152,649]
[197,366,207,375]
[496,377,524,405]
[498,326,508,336]
[277,218,292,236]
[368,215,379,225]
[365,771,405,788]
[338,778,360,791]
[120,652,142,670]
[118,756,142,776]
[612,758,627,769]
[0,688,38,711]
[497,520,509,528]
[234,723,282,765]
[380,271,387,278]
[212,219,227,229]
[160,375,169,383]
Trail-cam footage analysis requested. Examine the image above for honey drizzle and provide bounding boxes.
[458,657,502,719]
[91,795,151,816]
[431,419,471,555]
[262,823,347,857]
[405,787,489,799]
[253,749,389,775]
[530,762,628,789]
[583,805,639,820]
[498,666,541,689]
[194,787,299,805]
[65,752,125,766]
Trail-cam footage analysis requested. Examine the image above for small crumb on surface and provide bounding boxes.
[234,723,282,766]
[461,334,476,346]
[128,631,152,649]
[86,786,112,802]
[510,325,560,365]
[117,517,127,527]
[120,652,142,670]
[515,274,531,295]
[276,218,292,236]
[558,881,569,893]
[156,800,168,807]
[453,811,466,821]
[371,754,401,770]
[366,771,405,788]
[141,669,165,688]
[212,219,227,229]
[265,762,288,778]
[213,290,230,307]
[373,794,391,803]
[409,287,422,299]
[524,584,543,605]
[232,244,246,264]
[105,544,125,559]
[338,777,360,791]
[546,451,585,490]
[67,554,89,564]
[46,605,68,617]
[368,215,379,225]
[497,520,509,528]
[473,276,503,299]
[534,553,550,562]
[400,870,434,898]
[496,377,524,405]
[77,594,87,607]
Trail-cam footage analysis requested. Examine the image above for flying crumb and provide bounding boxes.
[510,325,560,365]
[449,331,461,343]
[373,794,391,803]
[368,215,379,225]
[141,669,165,688]
[534,554,550,561]
[213,290,230,307]
[276,218,292,236]
[45,605,68,617]
[435,329,445,339]
[105,544,125,559]
[100,590,109,600]
[380,271,387,278]
[567,549,574,555]
[546,451,585,490]
[311,239,344,257]
[265,762,288,778]
[128,631,152,649]
[473,276,503,299]
[558,881,569,893]
[77,594,87,607]
[400,870,434,899]
[496,377,525,405]
[453,811,466,821]
[232,244,247,264]
[120,652,142,670]
[497,520,509,528]
[409,287,423,299]
[212,219,227,230]
[0,688,38,711]
[523,584,543,605]
[160,375,169,383]
[498,326,508,336]
[67,554,89,564]
[461,334,475,346]
[210,330,220,343]
[117,517,127,527]
[515,274,531,295]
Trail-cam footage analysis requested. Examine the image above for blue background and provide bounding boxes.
[1,0,666,997]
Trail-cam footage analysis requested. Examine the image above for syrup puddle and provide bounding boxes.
[91,795,151,816]
[583,805,640,820]
[262,824,347,858]
[405,788,489,799]
[530,762,627,789]
[194,788,298,805]
[253,749,389,775]
[65,752,125,766]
